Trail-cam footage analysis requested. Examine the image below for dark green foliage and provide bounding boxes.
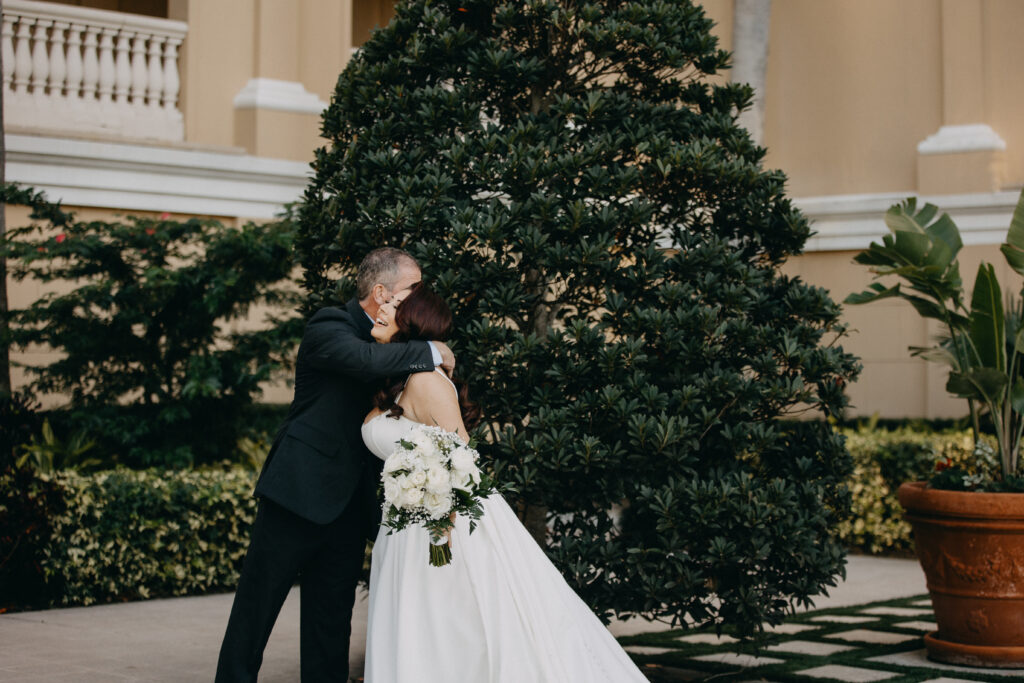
[0,463,65,611]
[0,467,258,610]
[297,0,860,634]
[0,391,43,467]
[1,185,302,467]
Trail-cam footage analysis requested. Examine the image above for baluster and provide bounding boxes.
[13,17,34,95]
[65,24,84,99]
[146,35,164,108]
[130,33,147,106]
[114,30,131,105]
[82,26,100,102]
[161,36,183,139]
[97,28,115,103]
[48,21,68,96]
[161,37,180,111]
[2,16,15,97]
[30,19,52,96]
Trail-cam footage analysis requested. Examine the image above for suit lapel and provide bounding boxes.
[347,297,374,341]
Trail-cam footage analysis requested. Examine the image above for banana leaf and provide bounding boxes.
[969,263,1005,372]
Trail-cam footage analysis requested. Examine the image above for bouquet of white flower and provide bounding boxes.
[380,424,496,566]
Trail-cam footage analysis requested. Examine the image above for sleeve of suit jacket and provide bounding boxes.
[303,311,434,381]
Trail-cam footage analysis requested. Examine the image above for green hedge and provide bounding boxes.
[837,428,979,554]
[0,427,984,611]
[1,467,257,610]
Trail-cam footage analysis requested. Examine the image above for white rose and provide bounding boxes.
[425,466,451,494]
[420,449,445,469]
[451,469,473,492]
[409,469,427,487]
[449,446,477,474]
[410,429,435,453]
[383,454,405,475]
[399,486,424,508]
[423,491,452,520]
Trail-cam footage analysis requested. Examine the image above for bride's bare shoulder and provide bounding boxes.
[404,370,455,401]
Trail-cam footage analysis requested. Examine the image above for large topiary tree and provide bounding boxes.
[297,0,860,635]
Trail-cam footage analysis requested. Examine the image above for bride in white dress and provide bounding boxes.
[360,283,648,683]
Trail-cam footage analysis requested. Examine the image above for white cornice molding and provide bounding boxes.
[797,190,1021,252]
[232,78,328,115]
[5,133,312,219]
[917,124,1007,155]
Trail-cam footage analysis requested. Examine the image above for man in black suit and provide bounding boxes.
[215,248,453,682]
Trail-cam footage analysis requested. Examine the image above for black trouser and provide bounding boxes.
[215,497,366,683]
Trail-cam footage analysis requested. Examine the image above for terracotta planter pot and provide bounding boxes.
[898,481,1024,667]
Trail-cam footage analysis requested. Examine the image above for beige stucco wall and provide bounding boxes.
[746,0,1024,197]
[761,0,943,197]
[169,0,354,161]
[783,243,1019,420]
[10,0,1024,419]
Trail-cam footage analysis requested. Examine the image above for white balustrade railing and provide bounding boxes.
[2,0,187,142]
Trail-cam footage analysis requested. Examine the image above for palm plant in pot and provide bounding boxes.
[846,188,1024,667]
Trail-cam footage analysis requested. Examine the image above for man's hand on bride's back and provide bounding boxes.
[434,341,455,376]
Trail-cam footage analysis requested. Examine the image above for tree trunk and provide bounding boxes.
[0,21,10,397]
[732,0,772,148]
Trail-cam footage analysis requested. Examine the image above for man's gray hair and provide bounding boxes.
[356,247,418,300]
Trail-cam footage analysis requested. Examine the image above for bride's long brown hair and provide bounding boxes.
[373,283,481,429]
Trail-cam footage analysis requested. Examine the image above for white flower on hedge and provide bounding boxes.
[423,491,453,519]
[425,465,450,494]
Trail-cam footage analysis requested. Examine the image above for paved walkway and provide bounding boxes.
[0,555,941,682]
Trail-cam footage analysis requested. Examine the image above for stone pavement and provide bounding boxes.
[0,554,958,682]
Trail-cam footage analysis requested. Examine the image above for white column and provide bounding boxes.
[731,0,772,148]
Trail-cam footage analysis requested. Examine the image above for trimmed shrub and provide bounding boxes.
[837,428,981,554]
[0,464,65,611]
[1,467,257,610]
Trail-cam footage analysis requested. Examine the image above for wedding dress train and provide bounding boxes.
[360,377,648,682]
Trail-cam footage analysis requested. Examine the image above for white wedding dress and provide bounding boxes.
[360,372,648,683]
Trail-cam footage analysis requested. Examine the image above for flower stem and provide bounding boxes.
[429,543,452,566]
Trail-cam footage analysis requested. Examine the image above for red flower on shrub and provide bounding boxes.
[935,457,954,472]
[145,228,156,236]
[55,233,66,243]
[159,212,170,220]
[36,246,46,253]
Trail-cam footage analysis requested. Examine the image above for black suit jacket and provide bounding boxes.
[254,298,434,524]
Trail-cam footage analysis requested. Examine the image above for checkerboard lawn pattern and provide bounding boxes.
[621,594,1024,682]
